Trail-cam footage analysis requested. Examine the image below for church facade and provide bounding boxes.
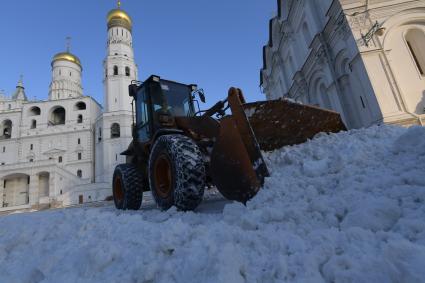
[261,0,425,129]
[0,5,137,211]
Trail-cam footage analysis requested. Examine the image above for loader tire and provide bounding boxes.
[113,164,144,210]
[149,134,205,211]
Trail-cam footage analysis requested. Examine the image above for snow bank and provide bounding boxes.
[1,125,425,283]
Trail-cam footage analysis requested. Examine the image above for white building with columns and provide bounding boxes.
[0,4,138,211]
[261,0,425,129]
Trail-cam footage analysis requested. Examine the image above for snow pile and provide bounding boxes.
[1,125,425,283]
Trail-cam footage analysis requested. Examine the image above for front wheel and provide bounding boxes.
[149,134,206,211]
[113,164,144,210]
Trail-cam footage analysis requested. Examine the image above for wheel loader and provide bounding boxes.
[112,75,346,211]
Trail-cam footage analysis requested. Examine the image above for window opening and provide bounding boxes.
[407,41,424,75]
[75,102,86,110]
[1,120,12,139]
[360,96,366,109]
[49,107,66,126]
[111,123,120,138]
[31,120,37,129]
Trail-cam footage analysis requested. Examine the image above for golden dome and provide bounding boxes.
[52,52,82,69]
[107,9,132,31]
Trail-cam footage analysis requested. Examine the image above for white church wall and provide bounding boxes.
[340,0,425,125]
[262,0,425,129]
[1,5,141,211]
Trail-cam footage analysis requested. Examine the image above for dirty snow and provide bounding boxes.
[1,125,425,283]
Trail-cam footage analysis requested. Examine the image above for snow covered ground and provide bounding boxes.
[1,125,425,283]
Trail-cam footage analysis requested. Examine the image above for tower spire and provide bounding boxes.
[18,75,23,88]
[117,0,121,9]
[12,75,27,100]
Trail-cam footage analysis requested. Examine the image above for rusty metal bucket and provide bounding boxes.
[244,99,347,151]
[209,90,346,203]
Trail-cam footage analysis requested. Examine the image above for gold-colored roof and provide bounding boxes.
[52,52,82,69]
[107,9,132,31]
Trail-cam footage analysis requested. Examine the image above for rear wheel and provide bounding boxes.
[149,134,205,211]
[113,164,144,210]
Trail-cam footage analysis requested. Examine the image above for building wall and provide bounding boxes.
[0,7,141,211]
[0,94,102,209]
[343,0,425,125]
[261,0,425,128]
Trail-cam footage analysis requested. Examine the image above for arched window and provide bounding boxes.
[1,120,12,139]
[30,120,37,129]
[113,66,118,76]
[28,106,41,116]
[77,170,82,178]
[111,123,120,138]
[125,67,130,77]
[319,84,332,110]
[49,107,66,126]
[77,115,83,124]
[405,29,425,76]
[74,102,86,110]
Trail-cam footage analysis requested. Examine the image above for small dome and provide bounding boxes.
[107,9,132,31]
[52,52,82,69]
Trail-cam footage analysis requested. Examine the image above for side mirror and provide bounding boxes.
[193,89,206,103]
[128,84,138,98]
[199,91,206,103]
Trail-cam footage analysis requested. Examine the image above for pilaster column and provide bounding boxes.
[0,177,4,208]
[49,172,56,198]
[28,173,38,206]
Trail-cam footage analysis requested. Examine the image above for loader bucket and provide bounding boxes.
[244,99,347,151]
[210,88,270,203]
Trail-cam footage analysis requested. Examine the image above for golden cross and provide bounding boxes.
[66,36,72,52]
[117,0,121,9]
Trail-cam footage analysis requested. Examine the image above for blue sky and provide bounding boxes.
[0,0,276,108]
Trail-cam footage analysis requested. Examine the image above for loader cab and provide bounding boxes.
[130,75,197,143]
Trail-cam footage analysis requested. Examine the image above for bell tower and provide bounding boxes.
[103,1,138,112]
[96,1,139,185]
[49,38,83,100]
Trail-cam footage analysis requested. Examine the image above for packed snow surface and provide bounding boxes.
[1,125,425,283]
